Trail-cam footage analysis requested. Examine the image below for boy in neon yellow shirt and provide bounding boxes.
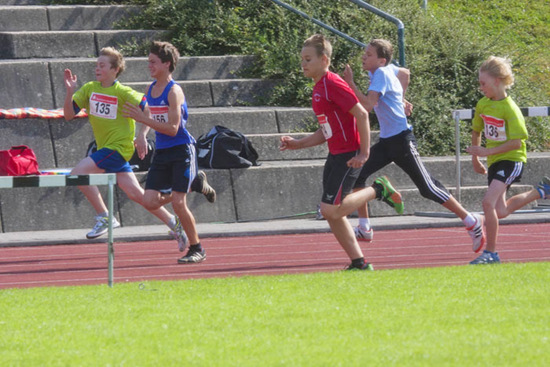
[467,56,550,264]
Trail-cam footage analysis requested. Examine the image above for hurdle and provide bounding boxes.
[452,106,550,202]
[0,174,118,287]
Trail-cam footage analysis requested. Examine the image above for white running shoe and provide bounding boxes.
[466,213,485,253]
[86,215,120,239]
[169,216,188,252]
[354,226,374,242]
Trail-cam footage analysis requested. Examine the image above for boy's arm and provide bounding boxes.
[279,129,326,151]
[467,130,487,175]
[346,103,370,168]
[396,67,413,116]
[343,64,378,112]
[63,69,77,120]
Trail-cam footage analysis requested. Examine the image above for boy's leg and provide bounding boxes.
[497,189,541,218]
[71,157,108,214]
[481,180,508,253]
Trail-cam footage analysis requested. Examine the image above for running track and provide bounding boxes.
[1,223,549,289]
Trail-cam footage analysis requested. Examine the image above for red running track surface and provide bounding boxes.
[1,223,549,289]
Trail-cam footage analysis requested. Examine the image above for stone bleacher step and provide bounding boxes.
[0,30,162,59]
[126,79,282,108]
[0,5,140,32]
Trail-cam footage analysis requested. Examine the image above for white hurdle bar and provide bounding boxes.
[0,174,118,287]
[453,106,550,202]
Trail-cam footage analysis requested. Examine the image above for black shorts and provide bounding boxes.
[145,144,198,193]
[488,160,524,187]
[321,151,361,205]
[353,129,450,204]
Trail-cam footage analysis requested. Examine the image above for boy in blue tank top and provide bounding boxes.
[123,41,215,264]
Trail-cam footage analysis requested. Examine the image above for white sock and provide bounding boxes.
[98,211,108,218]
[359,218,371,231]
[168,216,177,230]
[462,213,476,228]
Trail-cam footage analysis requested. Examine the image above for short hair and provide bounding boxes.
[479,56,515,89]
[150,41,180,73]
[303,34,332,60]
[368,39,393,66]
[99,47,125,77]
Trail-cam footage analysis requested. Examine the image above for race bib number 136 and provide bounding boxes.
[90,93,118,120]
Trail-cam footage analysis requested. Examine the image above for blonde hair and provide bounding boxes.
[99,47,125,77]
[368,39,393,66]
[479,56,514,89]
[303,34,332,60]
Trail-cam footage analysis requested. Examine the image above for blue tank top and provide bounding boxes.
[146,80,195,149]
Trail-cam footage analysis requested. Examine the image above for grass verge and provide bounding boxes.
[1,262,549,366]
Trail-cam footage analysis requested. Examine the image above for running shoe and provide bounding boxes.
[536,176,550,199]
[169,216,188,252]
[345,262,374,271]
[86,215,120,239]
[374,176,404,215]
[469,250,500,265]
[195,170,216,203]
[354,226,374,242]
[467,213,486,253]
[177,247,206,264]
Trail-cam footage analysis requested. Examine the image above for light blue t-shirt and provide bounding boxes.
[368,63,411,138]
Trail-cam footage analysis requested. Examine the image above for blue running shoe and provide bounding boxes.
[536,176,550,199]
[469,250,501,265]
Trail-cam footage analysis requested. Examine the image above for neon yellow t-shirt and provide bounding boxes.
[73,81,144,161]
[472,96,527,167]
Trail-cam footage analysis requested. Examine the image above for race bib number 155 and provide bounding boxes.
[90,93,118,120]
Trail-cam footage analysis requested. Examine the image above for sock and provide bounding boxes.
[537,187,545,199]
[359,218,371,231]
[371,182,383,200]
[351,257,365,268]
[168,216,177,230]
[190,243,202,252]
[98,211,109,218]
[462,213,476,228]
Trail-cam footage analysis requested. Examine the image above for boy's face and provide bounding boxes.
[301,46,328,81]
[478,71,501,100]
[95,55,118,83]
[361,45,385,73]
[148,53,171,78]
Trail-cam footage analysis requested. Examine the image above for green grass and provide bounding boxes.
[1,262,549,366]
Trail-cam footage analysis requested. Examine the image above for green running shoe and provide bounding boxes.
[374,176,404,215]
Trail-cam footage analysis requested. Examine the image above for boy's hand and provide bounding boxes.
[347,151,369,168]
[64,69,77,91]
[343,64,354,86]
[134,134,148,160]
[279,136,299,151]
[403,99,413,116]
[472,157,487,175]
[122,102,146,123]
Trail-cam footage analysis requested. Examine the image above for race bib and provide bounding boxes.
[149,106,169,123]
[481,114,507,141]
[89,93,118,120]
[317,114,333,139]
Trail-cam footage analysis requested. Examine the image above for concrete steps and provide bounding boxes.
[0,2,549,233]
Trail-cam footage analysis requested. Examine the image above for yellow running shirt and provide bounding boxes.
[73,81,144,161]
[472,96,528,167]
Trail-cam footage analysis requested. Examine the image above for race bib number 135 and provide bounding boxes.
[481,114,507,141]
[90,93,118,120]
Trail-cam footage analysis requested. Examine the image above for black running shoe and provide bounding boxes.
[177,247,206,264]
[194,171,216,203]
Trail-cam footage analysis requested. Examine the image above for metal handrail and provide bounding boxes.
[269,0,406,66]
[269,0,366,48]
[348,0,406,66]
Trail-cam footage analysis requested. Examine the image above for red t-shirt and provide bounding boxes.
[312,71,360,154]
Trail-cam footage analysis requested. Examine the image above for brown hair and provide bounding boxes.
[479,56,515,89]
[150,41,180,73]
[303,34,332,60]
[368,39,393,66]
[99,47,125,77]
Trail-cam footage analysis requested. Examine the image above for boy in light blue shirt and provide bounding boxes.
[344,38,485,252]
